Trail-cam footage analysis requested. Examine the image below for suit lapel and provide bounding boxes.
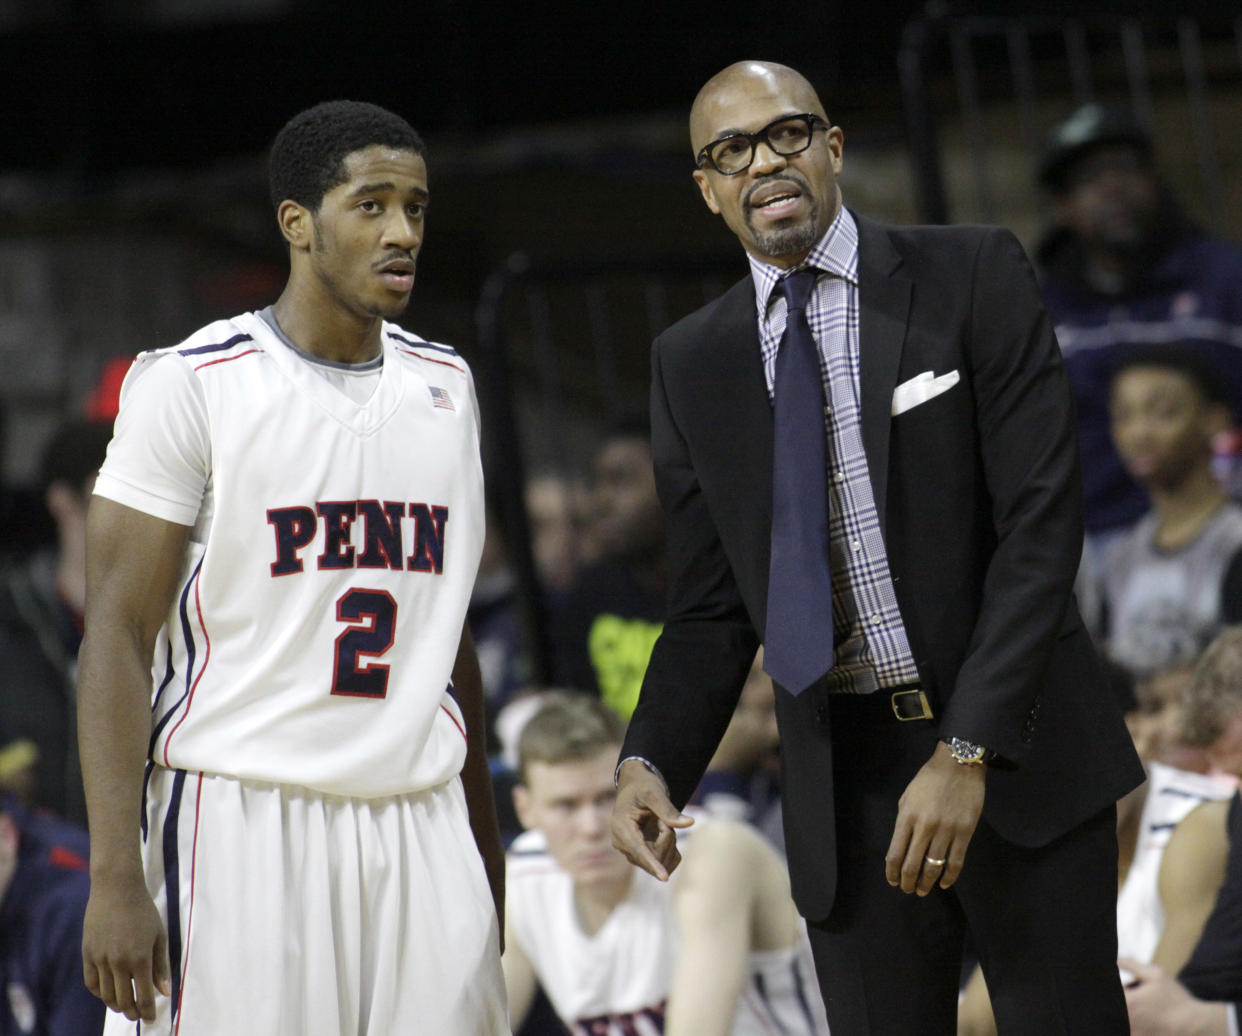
[689,277,774,514]
[854,213,911,535]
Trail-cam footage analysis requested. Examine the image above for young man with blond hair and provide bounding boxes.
[504,694,826,1036]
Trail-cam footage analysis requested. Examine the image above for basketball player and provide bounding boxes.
[78,101,509,1034]
[503,695,828,1036]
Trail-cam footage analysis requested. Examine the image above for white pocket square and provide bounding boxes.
[891,369,961,416]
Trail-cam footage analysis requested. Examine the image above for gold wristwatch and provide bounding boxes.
[942,736,989,766]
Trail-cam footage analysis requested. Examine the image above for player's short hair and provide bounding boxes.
[40,418,113,496]
[517,694,626,783]
[1181,626,1242,747]
[1112,345,1231,408]
[267,100,426,214]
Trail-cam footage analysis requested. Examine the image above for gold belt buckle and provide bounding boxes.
[891,688,933,721]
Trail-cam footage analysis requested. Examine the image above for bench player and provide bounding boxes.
[503,695,828,1035]
[78,100,509,1034]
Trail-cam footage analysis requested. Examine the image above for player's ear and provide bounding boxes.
[512,783,533,831]
[278,200,313,251]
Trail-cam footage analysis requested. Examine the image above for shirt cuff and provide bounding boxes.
[615,755,668,794]
[1228,1003,1239,1036]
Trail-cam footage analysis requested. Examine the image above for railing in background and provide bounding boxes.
[474,253,742,684]
[899,11,1242,235]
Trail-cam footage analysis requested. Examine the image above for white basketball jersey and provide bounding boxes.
[95,313,484,798]
[507,830,827,1036]
[1116,760,1234,963]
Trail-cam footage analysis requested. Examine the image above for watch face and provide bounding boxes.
[947,737,986,763]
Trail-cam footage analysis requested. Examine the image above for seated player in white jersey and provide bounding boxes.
[78,101,509,1035]
[957,667,1234,1036]
[503,694,829,1036]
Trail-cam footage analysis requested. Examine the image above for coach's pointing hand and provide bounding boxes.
[612,759,695,881]
[83,872,171,1022]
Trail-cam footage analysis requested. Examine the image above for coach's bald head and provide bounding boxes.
[689,62,829,156]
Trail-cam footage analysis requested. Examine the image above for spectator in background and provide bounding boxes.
[1123,627,1242,1034]
[0,733,38,817]
[0,792,104,1035]
[1087,347,1242,682]
[1035,102,1242,541]
[549,415,666,719]
[469,499,527,725]
[503,695,828,1036]
[0,418,112,826]
[525,471,588,596]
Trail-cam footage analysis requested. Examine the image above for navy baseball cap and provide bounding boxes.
[1037,103,1153,191]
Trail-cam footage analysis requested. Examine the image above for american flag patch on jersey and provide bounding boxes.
[428,386,455,412]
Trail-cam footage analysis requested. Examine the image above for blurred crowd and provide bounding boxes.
[3,99,1242,1034]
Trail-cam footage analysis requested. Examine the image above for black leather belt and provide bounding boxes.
[822,684,935,724]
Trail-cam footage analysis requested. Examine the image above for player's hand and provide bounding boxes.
[1121,958,1229,1036]
[885,741,985,895]
[82,871,171,1022]
[611,759,694,881]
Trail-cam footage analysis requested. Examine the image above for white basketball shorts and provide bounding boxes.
[102,767,510,1035]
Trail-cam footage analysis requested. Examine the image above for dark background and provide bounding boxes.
[0,0,1201,175]
[0,0,1237,495]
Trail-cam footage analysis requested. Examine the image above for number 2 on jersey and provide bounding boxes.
[332,588,397,697]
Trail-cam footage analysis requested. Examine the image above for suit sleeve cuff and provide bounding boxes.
[615,755,669,794]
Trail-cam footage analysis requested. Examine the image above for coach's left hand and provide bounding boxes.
[885,741,985,896]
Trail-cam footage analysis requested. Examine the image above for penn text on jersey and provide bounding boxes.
[267,500,450,576]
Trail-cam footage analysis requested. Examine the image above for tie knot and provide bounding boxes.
[779,269,818,313]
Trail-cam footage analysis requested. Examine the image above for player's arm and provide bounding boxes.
[453,621,505,948]
[1151,798,1231,974]
[1122,960,1231,1036]
[665,820,761,1036]
[500,885,538,1028]
[79,497,191,1022]
[956,965,997,1036]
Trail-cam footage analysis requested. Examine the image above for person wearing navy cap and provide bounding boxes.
[0,792,102,1035]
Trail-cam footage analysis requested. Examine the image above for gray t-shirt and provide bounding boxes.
[1100,502,1242,676]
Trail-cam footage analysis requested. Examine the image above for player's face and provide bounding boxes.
[307,145,428,321]
[692,73,843,269]
[1109,366,1223,491]
[1128,668,1213,773]
[515,747,633,890]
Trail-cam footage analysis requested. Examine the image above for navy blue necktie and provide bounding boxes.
[763,269,835,694]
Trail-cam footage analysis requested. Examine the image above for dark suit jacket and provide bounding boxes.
[620,213,1145,921]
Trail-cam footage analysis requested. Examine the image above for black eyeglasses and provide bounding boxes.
[695,113,829,175]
